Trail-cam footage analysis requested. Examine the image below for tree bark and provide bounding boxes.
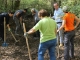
[11,0,14,10]
[58,0,61,6]
[5,0,7,9]
[51,0,56,15]
[14,0,20,10]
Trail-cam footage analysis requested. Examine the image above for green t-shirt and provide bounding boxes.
[33,17,57,43]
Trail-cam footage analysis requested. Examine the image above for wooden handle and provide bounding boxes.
[57,33,60,58]
[23,23,32,60]
[4,17,6,42]
[10,31,18,42]
[23,23,26,33]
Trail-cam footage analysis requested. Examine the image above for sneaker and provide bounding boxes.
[61,57,65,60]
[59,43,63,47]
[70,56,75,60]
[61,57,71,60]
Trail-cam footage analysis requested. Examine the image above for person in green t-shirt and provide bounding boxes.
[24,9,57,60]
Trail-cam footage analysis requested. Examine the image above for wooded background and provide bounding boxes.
[0,0,80,17]
[0,0,80,60]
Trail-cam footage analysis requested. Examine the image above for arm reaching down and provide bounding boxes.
[74,16,80,29]
[57,20,65,32]
[7,24,11,31]
[27,28,36,34]
[24,28,36,37]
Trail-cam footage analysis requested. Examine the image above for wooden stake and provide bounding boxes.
[10,31,18,42]
[2,17,8,47]
[57,32,60,58]
[23,23,32,60]
[4,17,6,43]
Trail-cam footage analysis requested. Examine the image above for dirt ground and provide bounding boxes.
[0,30,80,60]
[0,19,80,60]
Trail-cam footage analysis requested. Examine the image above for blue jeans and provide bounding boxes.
[38,38,57,60]
[57,23,64,44]
[64,30,75,60]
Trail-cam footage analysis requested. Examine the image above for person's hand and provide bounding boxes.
[8,28,11,32]
[57,30,59,33]
[74,26,77,29]
[24,32,28,37]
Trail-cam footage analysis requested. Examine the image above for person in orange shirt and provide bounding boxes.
[57,6,80,60]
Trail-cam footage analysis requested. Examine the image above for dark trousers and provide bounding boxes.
[14,17,23,34]
[34,20,40,37]
[64,30,75,60]
[0,24,4,41]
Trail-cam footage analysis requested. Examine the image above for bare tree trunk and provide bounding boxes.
[51,0,56,15]
[11,0,14,10]
[58,0,61,6]
[5,0,7,10]
[14,0,20,10]
[51,0,54,14]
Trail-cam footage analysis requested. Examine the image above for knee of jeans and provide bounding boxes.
[38,47,46,56]
[38,50,45,56]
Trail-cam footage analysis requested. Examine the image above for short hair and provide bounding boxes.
[31,8,36,13]
[24,8,28,12]
[38,9,48,17]
[53,2,59,6]
[62,6,68,12]
[8,10,14,14]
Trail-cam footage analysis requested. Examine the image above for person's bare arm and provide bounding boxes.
[20,16,23,25]
[7,24,10,28]
[74,16,80,29]
[57,20,66,32]
[7,24,11,31]
[16,12,20,17]
[27,28,36,34]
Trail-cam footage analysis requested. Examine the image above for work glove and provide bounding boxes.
[8,28,11,32]
[24,32,28,37]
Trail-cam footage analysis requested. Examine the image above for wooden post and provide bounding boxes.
[23,23,32,60]
[4,17,6,43]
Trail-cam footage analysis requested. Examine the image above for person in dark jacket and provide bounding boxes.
[13,9,27,35]
[0,12,13,41]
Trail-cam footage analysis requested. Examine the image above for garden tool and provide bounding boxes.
[10,30,19,43]
[2,17,8,47]
[57,32,60,58]
[23,22,32,60]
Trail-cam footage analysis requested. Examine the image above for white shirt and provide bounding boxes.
[53,8,64,23]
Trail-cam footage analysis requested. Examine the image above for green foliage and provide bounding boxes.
[0,0,80,17]
[20,0,52,11]
[19,0,53,15]
[14,0,20,10]
[61,0,80,17]
[0,0,15,12]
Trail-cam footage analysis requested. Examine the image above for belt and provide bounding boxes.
[57,22,62,24]
[64,30,74,33]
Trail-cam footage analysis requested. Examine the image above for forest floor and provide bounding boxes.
[0,19,80,60]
